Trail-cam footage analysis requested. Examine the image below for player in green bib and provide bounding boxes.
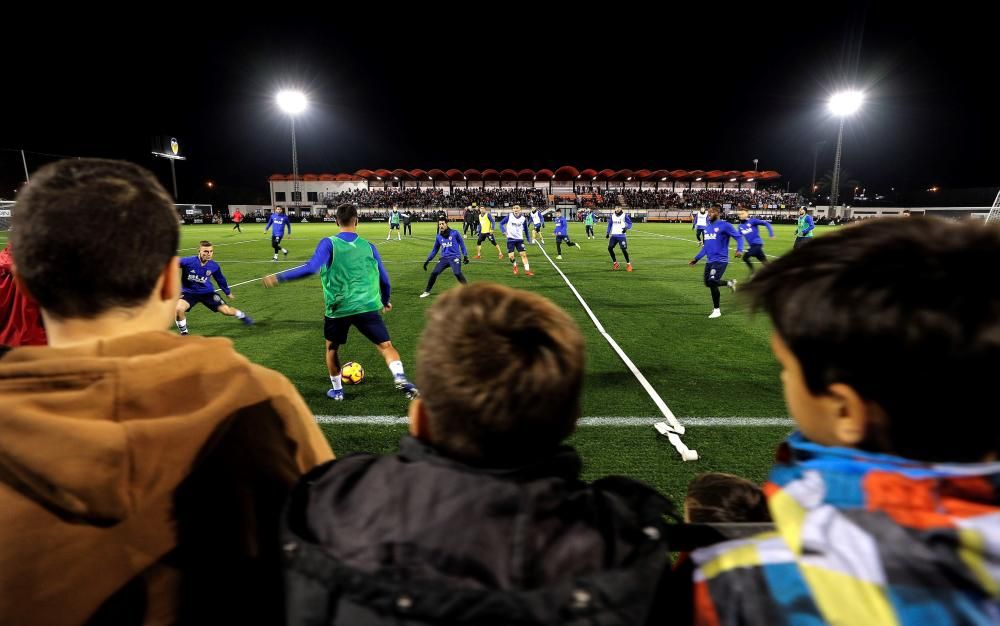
[264,204,418,401]
[386,205,402,241]
[584,210,596,239]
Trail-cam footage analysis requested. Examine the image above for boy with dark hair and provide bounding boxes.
[282,283,677,625]
[690,218,1000,625]
[1,159,332,625]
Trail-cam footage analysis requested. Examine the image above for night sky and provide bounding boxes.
[2,5,994,204]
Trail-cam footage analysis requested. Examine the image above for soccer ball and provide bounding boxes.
[341,362,365,385]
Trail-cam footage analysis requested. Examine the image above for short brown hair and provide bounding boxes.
[11,158,178,319]
[417,283,585,465]
[335,203,357,226]
[685,473,771,523]
[200,240,213,248]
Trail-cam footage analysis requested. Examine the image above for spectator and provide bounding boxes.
[282,283,676,625]
[690,218,1000,625]
[0,159,334,625]
[684,472,771,523]
[0,242,46,346]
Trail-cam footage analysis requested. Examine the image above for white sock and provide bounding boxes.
[281,248,287,254]
[175,319,187,331]
[329,374,343,390]
[388,360,405,377]
[524,261,530,271]
[235,310,245,320]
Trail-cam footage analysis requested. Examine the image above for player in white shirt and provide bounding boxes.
[606,208,634,271]
[499,205,534,276]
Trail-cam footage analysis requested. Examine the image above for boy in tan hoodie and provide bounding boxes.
[0,159,333,626]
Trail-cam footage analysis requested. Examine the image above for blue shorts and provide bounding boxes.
[533,224,542,232]
[324,311,390,347]
[507,240,526,253]
[704,261,728,285]
[609,235,628,249]
[181,292,225,313]
[271,235,284,247]
[477,232,497,245]
[556,234,569,243]
[390,223,400,229]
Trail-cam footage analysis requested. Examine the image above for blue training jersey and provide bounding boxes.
[694,219,745,264]
[426,229,468,261]
[739,218,775,246]
[277,233,391,305]
[554,216,569,236]
[265,213,291,237]
[180,256,230,296]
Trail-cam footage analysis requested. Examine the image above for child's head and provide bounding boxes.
[685,473,770,523]
[412,283,585,466]
[747,218,1000,462]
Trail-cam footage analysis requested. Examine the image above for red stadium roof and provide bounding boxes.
[554,165,580,180]
[271,167,782,183]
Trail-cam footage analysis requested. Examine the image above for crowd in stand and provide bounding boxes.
[269,188,805,213]
[318,187,546,209]
[3,158,998,625]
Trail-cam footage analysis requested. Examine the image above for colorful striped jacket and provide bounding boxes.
[691,432,1000,625]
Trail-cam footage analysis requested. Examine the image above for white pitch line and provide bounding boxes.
[314,415,793,427]
[535,242,697,461]
[178,238,265,252]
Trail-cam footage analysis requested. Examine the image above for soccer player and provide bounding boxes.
[737,209,775,275]
[264,206,291,260]
[475,205,504,259]
[606,207,633,271]
[175,240,254,334]
[529,206,546,244]
[584,209,597,239]
[262,204,418,401]
[420,218,469,297]
[692,206,709,244]
[499,205,534,276]
[553,209,582,259]
[387,205,402,241]
[231,209,244,232]
[688,206,744,318]
[794,206,815,248]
